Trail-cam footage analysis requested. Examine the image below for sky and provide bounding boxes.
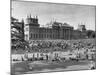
[12,0,96,30]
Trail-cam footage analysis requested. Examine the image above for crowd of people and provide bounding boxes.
[12,39,96,60]
[28,39,95,53]
[29,40,70,50]
[12,39,96,61]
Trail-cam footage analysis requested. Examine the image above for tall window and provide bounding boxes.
[34,34,36,38]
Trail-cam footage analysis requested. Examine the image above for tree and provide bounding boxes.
[11,17,29,50]
[86,30,96,38]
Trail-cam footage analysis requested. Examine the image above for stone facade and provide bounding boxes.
[24,15,87,41]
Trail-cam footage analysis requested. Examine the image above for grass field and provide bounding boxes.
[11,60,92,75]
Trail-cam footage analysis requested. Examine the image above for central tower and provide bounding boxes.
[26,15,40,27]
[24,15,40,41]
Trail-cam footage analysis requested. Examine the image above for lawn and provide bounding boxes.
[11,60,90,75]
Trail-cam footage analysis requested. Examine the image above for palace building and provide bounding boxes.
[24,15,87,41]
